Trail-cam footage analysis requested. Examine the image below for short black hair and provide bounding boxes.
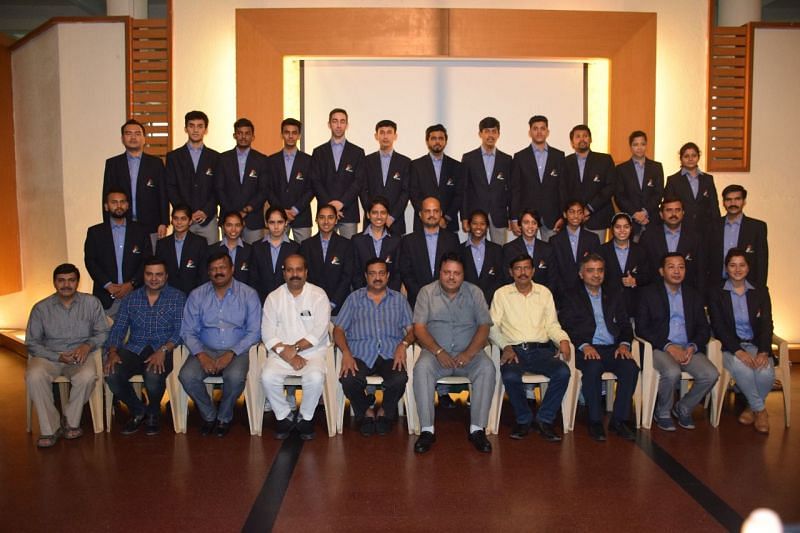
[426,124,448,140]
[221,210,244,225]
[121,119,145,136]
[364,257,388,274]
[105,188,128,202]
[207,250,233,268]
[518,209,541,226]
[438,252,464,272]
[329,108,348,121]
[234,117,254,132]
[628,130,647,145]
[375,119,397,132]
[563,199,585,212]
[468,209,489,224]
[317,204,338,217]
[264,205,288,222]
[679,142,700,158]
[144,256,168,269]
[171,204,192,218]
[724,247,750,268]
[528,115,548,127]
[570,124,591,140]
[367,195,391,213]
[722,184,747,200]
[53,263,80,282]
[580,253,605,267]
[479,117,500,131]
[281,117,302,133]
[184,111,209,127]
[659,197,683,210]
[661,251,686,268]
[508,254,534,270]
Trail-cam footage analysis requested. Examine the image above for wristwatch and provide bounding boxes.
[275,345,285,355]
[401,340,410,347]
[294,343,301,353]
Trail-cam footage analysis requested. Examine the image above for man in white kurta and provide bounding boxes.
[261,254,331,440]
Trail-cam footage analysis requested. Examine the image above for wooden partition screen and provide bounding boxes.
[235,8,657,162]
[0,35,22,296]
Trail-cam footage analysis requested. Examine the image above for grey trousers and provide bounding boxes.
[190,217,220,245]
[26,356,97,435]
[652,349,719,419]
[413,350,496,429]
[336,222,358,239]
[487,215,508,245]
[538,225,558,242]
[242,227,264,244]
[290,226,311,243]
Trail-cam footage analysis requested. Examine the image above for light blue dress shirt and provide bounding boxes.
[468,238,486,276]
[111,220,126,285]
[722,215,742,277]
[283,149,296,182]
[567,227,581,261]
[664,225,681,253]
[725,280,755,341]
[614,243,630,272]
[666,284,690,348]
[482,149,496,183]
[126,153,141,220]
[425,230,439,276]
[174,234,186,265]
[331,139,345,170]
[681,168,700,198]
[634,159,645,189]
[430,153,443,184]
[187,143,203,172]
[587,287,615,346]
[577,154,587,182]
[532,144,548,180]
[236,147,250,183]
[380,150,393,186]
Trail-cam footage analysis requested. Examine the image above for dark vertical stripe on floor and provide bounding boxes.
[242,434,304,533]
[636,433,743,531]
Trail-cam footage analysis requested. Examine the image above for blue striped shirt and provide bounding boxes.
[106,285,185,355]
[333,287,412,367]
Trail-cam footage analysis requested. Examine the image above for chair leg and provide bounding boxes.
[104,383,113,433]
[26,388,32,433]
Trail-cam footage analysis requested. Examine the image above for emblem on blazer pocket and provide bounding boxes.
[745,244,754,253]
[631,266,638,274]
[488,267,496,276]
[392,172,401,181]
[702,190,709,197]
[538,260,547,269]
[248,169,258,178]
[647,179,654,187]
[132,245,141,254]
[446,178,455,186]
[385,256,393,264]
[205,168,214,176]
[295,172,304,180]
[550,169,558,177]
[756,309,762,318]
[345,164,354,173]
[330,256,341,265]
[240,262,249,271]
[685,253,693,262]
[496,172,505,181]
[592,175,601,183]
[185,259,196,269]
[146,178,155,188]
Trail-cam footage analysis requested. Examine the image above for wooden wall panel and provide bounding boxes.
[0,35,22,296]
[235,8,657,162]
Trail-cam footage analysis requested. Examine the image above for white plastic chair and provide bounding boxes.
[489,342,580,434]
[26,349,105,434]
[713,334,792,428]
[639,337,723,429]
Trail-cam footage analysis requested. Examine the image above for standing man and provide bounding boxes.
[104,257,185,436]
[359,119,411,236]
[155,204,207,295]
[561,125,616,242]
[335,258,414,436]
[399,197,460,308]
[461,117,512,244]
[707,184,768,288]
[502,208,557,292]
[165,110,221,245]
[462,209,505,306]
[490,254,571,442]
[215,118,269,244]
[412,253,496,454]
[85,189,152,316]
[266,118,314,243]
[409,124,463,234]
[298,203,355,315]
[510,115,566,241]
[637,253,718,431]
[179,251,261,437]
[261,254,331,440]
[559,254,639,441]
[102,119,169,250]
[26,264,109,447]
[550,200,601,300]
[310,108,365,238]
[615,130,664,241]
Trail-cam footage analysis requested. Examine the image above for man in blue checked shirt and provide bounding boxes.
[179,250,261,437]
[334,258,414,436]
[105,256,185,436]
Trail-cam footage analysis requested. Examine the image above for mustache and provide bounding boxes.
[289,277,302,281]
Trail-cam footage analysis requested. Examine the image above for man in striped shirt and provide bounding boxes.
[334,258,414,436]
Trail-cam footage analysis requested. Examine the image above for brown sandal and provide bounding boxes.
[64,426,84,440]
[37,427,63,448]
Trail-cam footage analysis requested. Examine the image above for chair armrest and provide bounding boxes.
[706,338,723,370]
[631,339,642,369]
[772,334,790,372]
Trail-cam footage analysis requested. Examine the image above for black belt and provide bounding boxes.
[513,342,551,350]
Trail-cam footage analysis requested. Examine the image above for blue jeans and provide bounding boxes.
[501,344,570,425]
[723,344,775,412]
[576,345,638,423]
[105,347,173,419]
[178,349,249,423]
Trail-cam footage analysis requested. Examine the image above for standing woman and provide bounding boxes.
[664,142,720,232]
[251,206,300,302]
[598,213,652,319]
[708,248,775,434]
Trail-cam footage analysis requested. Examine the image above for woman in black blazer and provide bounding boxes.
[598,213,652,318]
[663,141,720,232]
[708,248,774,434]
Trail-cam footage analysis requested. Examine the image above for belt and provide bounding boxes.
[513,342,551,350]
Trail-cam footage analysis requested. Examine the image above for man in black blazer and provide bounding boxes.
[214,118,269,244]
[399,197,460,308]
[310,108,365,239]
[155,205,207,295]
[637,253,719,431]
[251,206,300,302]
[102,119,168,250]
[561,124,616,242]
[707,184,768,288]
[298,204,354,315]
[85,189,152,316]
[639,197,706,295]
[550,200,600,301]
[461,117,512,245]
[559,254,638,441]
[615,131,664,240]
[352,196,401,291]
[206,211,255,287]
[461,210,505,306]
[510,115,566,242]
[359,120,411,236]
[409,124,463,234]
[502,209,556,292]
[165,110,220,245]
[664,142,720,233]
[266,118,314,243]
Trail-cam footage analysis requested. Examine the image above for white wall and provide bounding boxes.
[0,22,126,328]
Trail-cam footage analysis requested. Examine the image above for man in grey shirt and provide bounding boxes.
[25,263,109,448]
[412,252,496,454]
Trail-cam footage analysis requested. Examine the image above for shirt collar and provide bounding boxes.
[481,147,496,157]
[186,142,203,152]
[126,151,142,160]
[111,219,127,229]
[331,138,345,147]
[724,279,755,291]
[429,152,443,162]
[680,167,702,178]
[725,214,743,226]
[222,237,243,249]
[380,149,393,159]
[664,282,682,296]
[531,143,548,154]
[584,285,602,299]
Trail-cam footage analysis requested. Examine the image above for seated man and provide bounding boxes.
[25,263,109,448]
[412,252,495,454]
[104,257,185,436]
[637,252,719,431]
[490,254,571,442]
[179,251,261,437]
[559,254,638,441]
[334,258,414,436]
[261,254,331,440]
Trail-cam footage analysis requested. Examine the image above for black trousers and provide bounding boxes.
[340,357,407,419]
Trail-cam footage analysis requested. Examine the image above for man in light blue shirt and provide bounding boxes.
[179,250,261,437]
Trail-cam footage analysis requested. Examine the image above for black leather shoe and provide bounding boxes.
[359,417,376,437]
[414,431,436,453]
[199,419,217,436]
[510,422,531,440]
[589,422,607,442]
[121,414,145,436]
[375,416,392,436]
[275,417,295,440]
[296,419,315,441]
[534,421,562,442]
[144,416,160,436]
[609,419,637,441]
[468,430,492,453]
[215,421,231,437]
